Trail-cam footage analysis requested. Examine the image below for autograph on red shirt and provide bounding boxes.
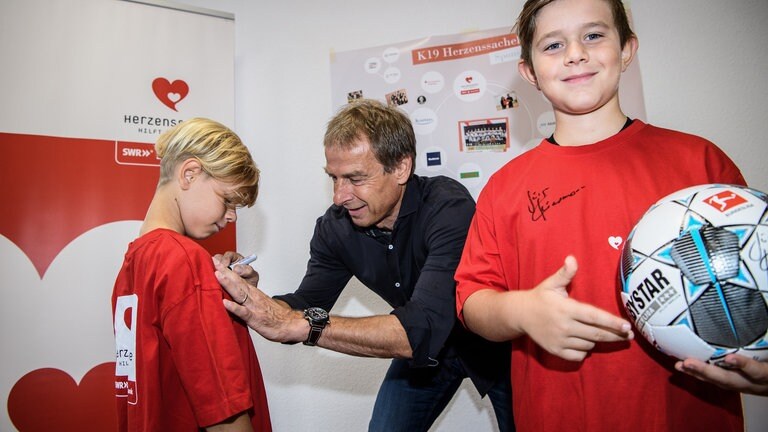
[526,185,586,222]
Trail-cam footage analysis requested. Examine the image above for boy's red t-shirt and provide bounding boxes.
[456,121,746,431]
[112,228,271,431]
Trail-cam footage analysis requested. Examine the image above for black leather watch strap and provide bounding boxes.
[303,307,329,346]
[304,324,324,346]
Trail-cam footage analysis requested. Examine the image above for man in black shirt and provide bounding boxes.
[215,99,512,431]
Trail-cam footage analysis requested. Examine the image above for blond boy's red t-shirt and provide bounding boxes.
[456,121,745,432]
[112,228,271,431]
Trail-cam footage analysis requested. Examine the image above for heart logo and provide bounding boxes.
[0,132,236,277]
[465,76,473,83]
[151,78,189,111]
[7,363,117,431]
[608,236,623,250]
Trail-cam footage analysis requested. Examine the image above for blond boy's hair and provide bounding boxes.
[156,118,259,207]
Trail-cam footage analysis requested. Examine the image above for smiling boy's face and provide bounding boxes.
[518,0,636,118]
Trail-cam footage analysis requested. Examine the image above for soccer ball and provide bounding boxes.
[619,184,768,364]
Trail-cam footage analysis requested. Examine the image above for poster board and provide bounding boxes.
[0,1,235,429]
[330,25,646,199]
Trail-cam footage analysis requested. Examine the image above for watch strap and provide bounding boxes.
[304,324,324,346]
[302,307,329,346]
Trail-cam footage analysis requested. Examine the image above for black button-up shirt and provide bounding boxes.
[275,174,509,394]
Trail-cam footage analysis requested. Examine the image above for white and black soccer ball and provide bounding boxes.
[620,184,768,364]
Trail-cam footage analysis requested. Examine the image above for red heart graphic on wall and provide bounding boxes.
[152,78,189,111]
[7,363,117,431]
[0,132,236,278]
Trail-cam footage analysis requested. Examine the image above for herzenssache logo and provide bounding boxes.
[703,190,748,212]
[152,77,189,111]
[118,77,189,164]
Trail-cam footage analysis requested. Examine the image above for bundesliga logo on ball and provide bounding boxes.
[619,184,768,364]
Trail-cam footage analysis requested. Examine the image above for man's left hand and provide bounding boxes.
[213,256,307,343]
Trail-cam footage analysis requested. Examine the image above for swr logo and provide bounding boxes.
[703,190,747,212]
[152,78,188,111]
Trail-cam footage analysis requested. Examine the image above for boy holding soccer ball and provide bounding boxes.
[455,0,757,430]
[677,355,768,395]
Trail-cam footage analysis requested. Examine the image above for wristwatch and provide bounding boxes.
[303,307,329,346]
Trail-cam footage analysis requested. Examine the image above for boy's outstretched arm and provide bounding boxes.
[462,256,634,362]
[676,355,768,396]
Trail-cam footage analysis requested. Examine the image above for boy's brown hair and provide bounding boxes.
[516,0,636,70]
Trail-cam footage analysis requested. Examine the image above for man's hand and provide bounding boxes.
[213,251,260,287]
[676,355,768,396]
[213,256,307,343]
[213,257,413,358]
[518,256,634,362]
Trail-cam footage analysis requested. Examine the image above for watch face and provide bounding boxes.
[306,307,329,321]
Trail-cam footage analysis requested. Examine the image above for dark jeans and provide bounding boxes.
[368,356,513,432]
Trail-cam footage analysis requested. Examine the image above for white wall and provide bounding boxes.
[173,0,768,431]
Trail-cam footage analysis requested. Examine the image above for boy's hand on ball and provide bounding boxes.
[521,256,634,362]
[676,355,768,396]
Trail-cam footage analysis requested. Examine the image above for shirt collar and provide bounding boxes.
[397,174,420,221]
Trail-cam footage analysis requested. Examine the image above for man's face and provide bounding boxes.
[324,138,409,230]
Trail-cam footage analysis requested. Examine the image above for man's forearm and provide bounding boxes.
[316,314,413,359]
[214,259,413,358]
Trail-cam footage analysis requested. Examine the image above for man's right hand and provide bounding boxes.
[214,251,260,287]
[212,256,308,344]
